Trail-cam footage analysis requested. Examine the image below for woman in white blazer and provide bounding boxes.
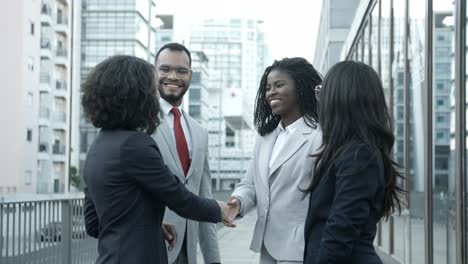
[227,57,323,264]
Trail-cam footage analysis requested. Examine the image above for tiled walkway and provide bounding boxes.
[197,211,259,263]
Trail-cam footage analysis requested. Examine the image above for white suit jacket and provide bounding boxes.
[231,121,321,261]
[153,111,220,264]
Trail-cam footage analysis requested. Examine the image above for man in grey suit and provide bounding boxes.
[153,43,221,264]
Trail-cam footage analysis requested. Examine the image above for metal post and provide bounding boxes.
[455,0,467,262]
[424,0,434,263]
[61,200,72,264]
[389,0,396,255]
[404,0,412,262]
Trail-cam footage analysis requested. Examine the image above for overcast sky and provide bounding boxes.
[156,0,323,63]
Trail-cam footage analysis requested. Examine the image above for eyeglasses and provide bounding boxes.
[157,66,190,77]
[314,84,322,101]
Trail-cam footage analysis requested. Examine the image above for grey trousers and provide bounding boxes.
[260,244,302,264]
[173,235,188,264]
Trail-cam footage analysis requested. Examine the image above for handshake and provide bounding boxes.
[163,197,242,251]
[217,197,241,228]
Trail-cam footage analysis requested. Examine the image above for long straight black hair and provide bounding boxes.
[306,60,404,219]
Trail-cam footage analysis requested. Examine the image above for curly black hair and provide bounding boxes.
[81,55,160,135]
[254,57,322,136]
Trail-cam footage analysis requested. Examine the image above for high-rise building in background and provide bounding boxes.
[37,0,73,194]
[1,0,42,196]
[313,0,360,74]
[433,12,453,194]
[1,0,73,197]
[76,0,157,173]
[155,14,174,53]
[190,51,210,127]
[190,17,268,190]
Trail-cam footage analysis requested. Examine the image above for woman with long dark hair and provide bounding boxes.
[226,57,323,263]
[303,61,404,263]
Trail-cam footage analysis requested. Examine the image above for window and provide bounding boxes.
[189,88,201,101]
[30,22,35,35]
[435,158,449,170]
[437,131,444,139]
[189,105,201,118]
[27,129,32,142]
[397,72,404,86]
[191,72,201,84]
[24,170,32,185]
[436,115,445,122]
[26,92,33,107]
[27,56,34,71]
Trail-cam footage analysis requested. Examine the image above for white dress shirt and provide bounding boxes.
[269,117,307,168]
[159,99,193,159]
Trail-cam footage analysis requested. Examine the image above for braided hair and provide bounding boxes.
[254,57,322,136]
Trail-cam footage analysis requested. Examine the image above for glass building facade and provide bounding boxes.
[340,0,467,263]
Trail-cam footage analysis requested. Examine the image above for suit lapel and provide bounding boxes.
[259,130,279,186]
[158,119,185,178]
[268,126,313,177]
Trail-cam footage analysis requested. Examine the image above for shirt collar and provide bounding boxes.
[160,98,181,116]
[278,117,307,134]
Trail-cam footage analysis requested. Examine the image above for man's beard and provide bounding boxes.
[158,88,188,103]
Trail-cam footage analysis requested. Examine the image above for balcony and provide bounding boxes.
[39,108,51,119]
[52,111,66,123]
[57,0,69,5]
[38,142,49,153]
[55,48,68,66]
[55,16,68,34]
[40,73,52,91]
[40,4,53,26]
[55,79,67,90]
[55,79,67,96]
[40,38,52,58]
[52,143,65,155]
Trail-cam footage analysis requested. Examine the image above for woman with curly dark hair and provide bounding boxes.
[303,61,405,263]
[81,55,230,264]
[226,57,323,263]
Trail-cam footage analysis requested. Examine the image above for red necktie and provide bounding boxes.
[170,108,190,176]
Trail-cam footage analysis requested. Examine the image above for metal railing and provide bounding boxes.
[0,198,97,264]
[39,108,51,119]
[40,74,51,85]
[38,142,49,153]
[0,198,97,263]
[41,4,52,16]
[40,39,51,50]
[52,144,66,155]
[56,48,67,58]
[56,16,68,26]
[56,80,67,91]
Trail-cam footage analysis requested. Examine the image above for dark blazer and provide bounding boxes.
[304,143,385,264]
[83,129,221,264]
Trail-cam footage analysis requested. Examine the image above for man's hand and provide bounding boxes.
[217,197,241,227]
[162,223,177,251]
[226,197,241,223]
[217,201,237,228]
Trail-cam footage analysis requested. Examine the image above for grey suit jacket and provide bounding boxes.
[232,122,321,261]
[153,111,220,264]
